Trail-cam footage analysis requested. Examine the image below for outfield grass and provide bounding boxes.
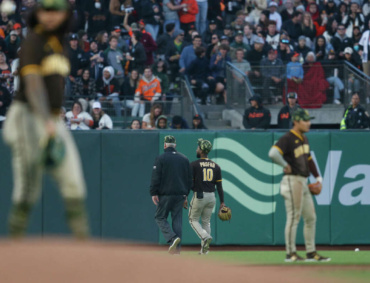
[179,250,370,282]
[188,251,370,266]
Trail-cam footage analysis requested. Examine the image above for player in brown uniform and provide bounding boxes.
[268,109,330,262]
[2,0,89,238]
[189,139,225,254]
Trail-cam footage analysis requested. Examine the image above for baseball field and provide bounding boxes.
[0,239,369,283]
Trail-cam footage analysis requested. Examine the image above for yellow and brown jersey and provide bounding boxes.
[191,158,222,193]
[15,28,70,111]
[273,130,312,177]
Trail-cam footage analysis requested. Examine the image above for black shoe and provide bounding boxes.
[284,252,304,262]
[168,237,181,254]
[306,251,331,262]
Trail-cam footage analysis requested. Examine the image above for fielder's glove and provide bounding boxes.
[308,182,322,195]
[218,206,232,221]
[41,136,66,168]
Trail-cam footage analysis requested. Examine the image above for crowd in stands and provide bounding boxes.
[0,0,370,130]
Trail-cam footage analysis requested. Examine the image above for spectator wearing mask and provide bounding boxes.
[243,95,271,129]
[202,19,220,45]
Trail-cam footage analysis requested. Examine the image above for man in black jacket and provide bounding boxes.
[277,92,301,129]
[150,135,192,254]
[243,95,271,129]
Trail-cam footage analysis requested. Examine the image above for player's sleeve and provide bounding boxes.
[273,135,289,156]
[150,156,162,196]
[19,35,43,77]
[215,166,224,203]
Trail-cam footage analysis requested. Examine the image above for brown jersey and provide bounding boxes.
[191,158,222,193]
[273,130,312,177]
[15,29,70,112]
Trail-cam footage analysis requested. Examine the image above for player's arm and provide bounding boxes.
[22,72,55,136]
[308,154,322,183]
[150,156,162,204]
[215,166,225,206]
[216,182,224,206]
[268,145,291,174]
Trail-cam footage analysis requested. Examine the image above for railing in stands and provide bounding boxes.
[226,62,255,108]
[181,75,205,125]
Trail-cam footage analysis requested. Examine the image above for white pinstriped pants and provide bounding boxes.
[280,175,316,255]
[188,192,215,241]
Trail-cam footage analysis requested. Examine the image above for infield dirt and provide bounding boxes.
[0,239,355,283]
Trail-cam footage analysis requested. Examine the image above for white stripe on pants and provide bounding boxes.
[188,191,215,241]
[280,175,316,255]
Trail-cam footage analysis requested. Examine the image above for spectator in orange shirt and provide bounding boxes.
[179,0,199,34]
[132,66,162,117]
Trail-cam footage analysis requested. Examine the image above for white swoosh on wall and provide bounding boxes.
[213,137,282,214]
[214,137,283,177]
[214,158,280,196]
[222,180,276,215]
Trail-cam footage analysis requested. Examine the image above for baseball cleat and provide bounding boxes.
[284,252,304,262]
[306,251,331,262]
[201,237,212,254]
[168,237,181,254]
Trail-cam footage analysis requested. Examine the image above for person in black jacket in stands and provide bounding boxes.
[277,92,301,129]
[243,95,271,129]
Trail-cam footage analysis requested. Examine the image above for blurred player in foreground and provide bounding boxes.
[2,0,89,238]
[269,109,330,262]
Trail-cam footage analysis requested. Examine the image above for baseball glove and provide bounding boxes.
[218,206,232,221]
[308,182,322,195]
[41,136,66,168]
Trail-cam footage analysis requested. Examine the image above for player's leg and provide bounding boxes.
[155,195,177,243]
[200,192,216,254]
[200,192,216,236]
[3,102,44,237]
[188,192,209,240]
[50,121,89,239]
[280,175,304,255]
[301,182,317,253]
[170,195,186,253]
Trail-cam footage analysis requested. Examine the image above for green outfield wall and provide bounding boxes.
[0,130,369,245]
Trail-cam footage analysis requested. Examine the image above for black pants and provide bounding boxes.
[154,195,185,250]
[262,77,284,102]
